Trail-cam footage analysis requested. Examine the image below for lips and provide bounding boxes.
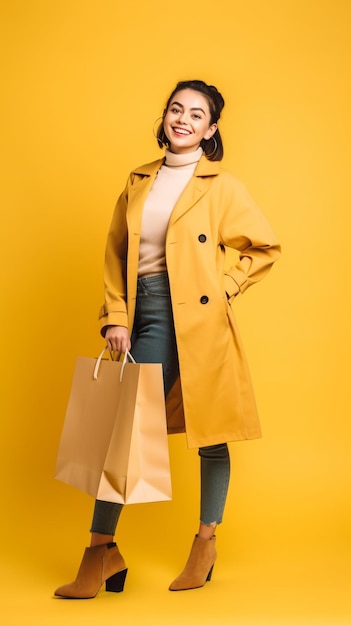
[172,126,191,136]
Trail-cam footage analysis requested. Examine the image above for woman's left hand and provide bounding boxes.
[105,325,131,354]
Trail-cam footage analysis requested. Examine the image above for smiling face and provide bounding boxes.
[162,88,217,154]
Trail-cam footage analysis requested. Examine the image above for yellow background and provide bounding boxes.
[1,0,350,624]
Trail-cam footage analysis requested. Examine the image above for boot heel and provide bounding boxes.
[206,565,214,582]
[105,568,128,593]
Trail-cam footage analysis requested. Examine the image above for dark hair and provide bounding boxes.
[156,80,225,161]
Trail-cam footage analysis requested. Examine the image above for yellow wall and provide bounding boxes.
[1,0,350,623]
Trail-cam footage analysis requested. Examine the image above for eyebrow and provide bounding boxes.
[171,100,206,115]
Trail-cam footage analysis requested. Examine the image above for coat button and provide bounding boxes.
[198,234,207,243]
[200,295,209,304]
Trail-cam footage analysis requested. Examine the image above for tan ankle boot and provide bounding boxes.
[169,535,217,591]
[54,542,127,599]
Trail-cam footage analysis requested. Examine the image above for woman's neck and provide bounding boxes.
[165,147,203,167]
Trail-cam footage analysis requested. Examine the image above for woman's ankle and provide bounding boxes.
[197,522,217,540]
[90,532,114,547]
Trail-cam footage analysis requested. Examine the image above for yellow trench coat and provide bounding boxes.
[99,155,281,448]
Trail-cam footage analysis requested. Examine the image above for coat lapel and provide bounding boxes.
[169,156,220,225]
[127,158,164,233]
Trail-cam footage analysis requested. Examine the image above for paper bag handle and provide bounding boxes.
[120,349,136,381]
[93,347,136,381]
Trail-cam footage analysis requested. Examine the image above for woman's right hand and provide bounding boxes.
[105,325,131,354]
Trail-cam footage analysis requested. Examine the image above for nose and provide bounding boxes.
[177,110,188,124]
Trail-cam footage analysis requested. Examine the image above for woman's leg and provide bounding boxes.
[130,273,179,396]
[89,501,123,546]
[198,443,231,538]
[169,443,230,591]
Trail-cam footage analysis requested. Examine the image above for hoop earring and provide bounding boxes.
[153,116,169,148]
[204,135,217,158]
[152,116,164,140]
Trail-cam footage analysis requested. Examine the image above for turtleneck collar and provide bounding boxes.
[164,147,203,167]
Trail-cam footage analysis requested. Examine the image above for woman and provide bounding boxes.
[55,79,281,599]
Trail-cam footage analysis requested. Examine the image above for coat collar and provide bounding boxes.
[132,154,221,178]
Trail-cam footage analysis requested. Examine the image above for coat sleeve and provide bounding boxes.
[219,173,281,300]
[98,176,131,335]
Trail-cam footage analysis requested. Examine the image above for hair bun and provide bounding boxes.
[208,85,225,114]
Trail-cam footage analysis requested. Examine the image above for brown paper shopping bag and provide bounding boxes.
[55,349,172,504]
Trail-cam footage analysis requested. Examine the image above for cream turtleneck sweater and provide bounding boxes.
[138,147,203,276]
